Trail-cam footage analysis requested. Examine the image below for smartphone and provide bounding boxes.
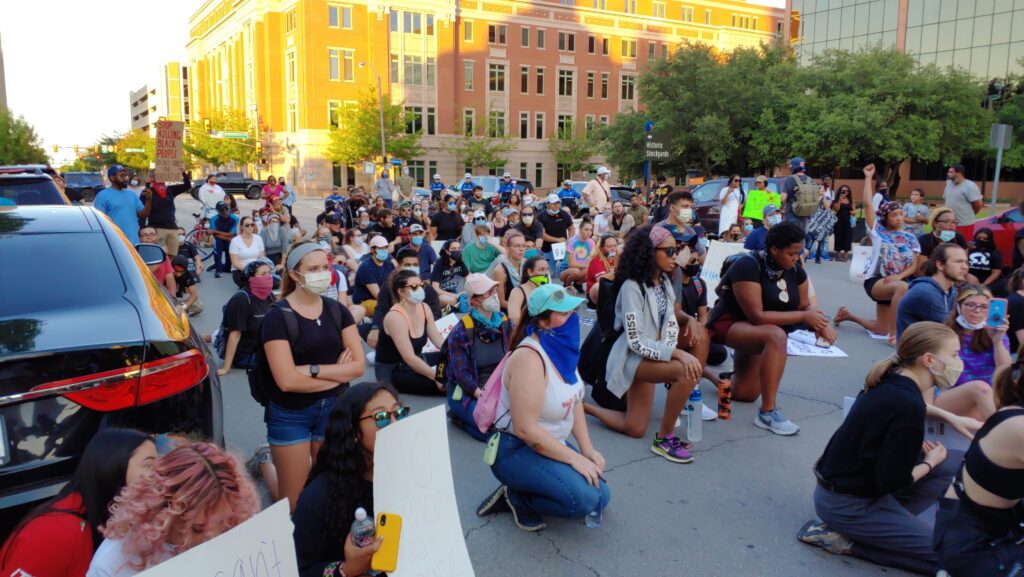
[988,298,1008,328]
[815,335,833,348]
[371,512,403,573]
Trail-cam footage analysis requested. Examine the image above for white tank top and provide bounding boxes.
[496,336,584,443]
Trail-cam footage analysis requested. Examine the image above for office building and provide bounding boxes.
[129,62,192,133]
[187,0,784,196]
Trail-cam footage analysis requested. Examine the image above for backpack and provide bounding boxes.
[246,296,344,406]
[790,174,821,217]
[213,290,251,359]
[580,277,644,412]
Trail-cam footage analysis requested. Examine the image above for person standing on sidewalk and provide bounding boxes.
[582,167,611,216]
[197,174,226,216]
[943,164,983,226]
[279,178,296,216]
[143,171,191,256]
[94,165,152,244]
[209,201,240,278]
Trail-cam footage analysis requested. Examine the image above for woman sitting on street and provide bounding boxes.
[798,322,958,576]
[586,235,620,305]
[507,255,550,327]
[559,220,596,293]
[705,221,836,436]
[476,284,610,532]
[430,238,468,308]
[445,274,512,441]
[216,259,275,376]
[375,269,446,396]
[228,216,267,288]
[938,284,1005,422]
[584,225,703,463]
[487,229,527,312]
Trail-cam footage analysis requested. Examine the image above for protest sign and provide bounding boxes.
[786,330,848,358]
[551,242,567,262]
[422,313,461,353]
[430,240,447,255]
[742,189,781,221]
[699,240,748,307]
[154,120,185,183]
[848,245,873,283]
[374,405,475,577]
[138,499,297,577]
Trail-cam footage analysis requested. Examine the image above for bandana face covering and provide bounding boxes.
[526,312,580,385]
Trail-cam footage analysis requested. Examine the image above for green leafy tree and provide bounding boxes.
[186,109,258,168]
[0,109,48,165]
[593,112,646,179]
[115,131,155,172]
[446,113,515,173]
[326,91,423,166]
[548,120,596,178]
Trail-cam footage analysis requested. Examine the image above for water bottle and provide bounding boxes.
[585,503,603,528]
[351,507,376,547]
[686,390,703,443]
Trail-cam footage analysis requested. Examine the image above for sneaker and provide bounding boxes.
[214,272,223,278]
[476,485,511,517]
[797,520,853,555]
[505,491,546,531]
[754,408,800,436]
[701,401,718,421]
[650,434,694,464]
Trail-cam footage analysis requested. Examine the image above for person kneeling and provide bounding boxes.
[375,269,446,396]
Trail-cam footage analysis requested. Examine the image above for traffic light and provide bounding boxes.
[53,144,58,153]
[93,146,99,154]
[74,145,79,154]
[255,141,263,156]
[203,118,212,134]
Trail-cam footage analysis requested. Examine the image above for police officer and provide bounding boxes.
[498,172,516,203]
[459,173,476,199]
[430,173,447,202]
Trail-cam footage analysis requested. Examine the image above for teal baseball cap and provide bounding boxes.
[527,284,584,316]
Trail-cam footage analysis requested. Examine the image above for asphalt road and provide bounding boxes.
[175,195,914,577]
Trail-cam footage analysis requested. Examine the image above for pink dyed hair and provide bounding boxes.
[101,442,260,570]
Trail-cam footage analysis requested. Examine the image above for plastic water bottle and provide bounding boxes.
[585,503,603,528]
[351,507,376,547]
[686,390,703,443]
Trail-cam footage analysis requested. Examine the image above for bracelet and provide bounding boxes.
[920,462,933,476]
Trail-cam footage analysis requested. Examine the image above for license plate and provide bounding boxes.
[0,415,8,466]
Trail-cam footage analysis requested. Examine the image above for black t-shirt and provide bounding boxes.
[177,242,199,274]
[371,222,399,243]
[173,271,198,299]
[536,209,574,251]
[1009,291,1024,352]
[710,252,807,324]
[674,274,708,318]
[431,211,464,241]
[968,247,1004,280]
[293,473,373,577]
[916,231,968,258]
[468,197,492,215]
[142,180,190,229]
[431,260,468,293]
[223,289,273,359]
[514,221,544,243]
[260,299,355,408]
[1014,228,1024,270]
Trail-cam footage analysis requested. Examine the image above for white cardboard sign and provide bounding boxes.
[138,499,298,577]
[849,245,873,283]
[422,313,461,354]
[373,405,476,577]
[551,241,567,262]
[699,240,749,307]
[786,330,848,358]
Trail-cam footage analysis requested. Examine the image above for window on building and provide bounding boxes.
[752,17,757,30]
[287,51,297,82]
[488,24,507,45]
[561,0,574,5]
[557,163,571,184]
[599,115,609,125]
[601,72,609,98]
[465,21,474,41]
[329,5,352,29]
[653,2,665,18]
[705,9,711,24]
[406,106,424,134]
[593,0,606,8]
[586,72,595,97]
[427,15,435,35]
[588,35,595,53]
[332,162,352,187]
[558,69,574,96]
[602,37,609,55]
[521,27,530,47]
[390,53,400,83]
[404,12,422,34]
[537,29,546,49]
[428,161,437,181]
[342,50,354,81]
[536,67,545,95]
[408,161,425,186]
[621,39,637,58]
[535,112,545,139]
[287,101,297,131]
[427,107,436,135]
[519,112,529,139]
[558,32,575,51]
[584,115,595,135]
[404,55,423,85]
[285,10,296,32]
[557,115,574,139]
[520,162,528,180]
[624,0,636,14]
[426,57,436,86]
[463,109,475,135]
[520,65,530,93]
[328,100,342,129]
[681,6,693,22]
[621,75,636,100]
[535,163,543,188]
[390,10,399,32]
[489,63,506,91]
[487,111,506,137]
[648,42,656,60]
[464,61,474,90]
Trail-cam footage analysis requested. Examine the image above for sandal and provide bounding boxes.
[246,445,272,480]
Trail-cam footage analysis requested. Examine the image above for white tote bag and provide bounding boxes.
[848,245,874,283]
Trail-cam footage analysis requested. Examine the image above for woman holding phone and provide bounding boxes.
[939,285,1005,421]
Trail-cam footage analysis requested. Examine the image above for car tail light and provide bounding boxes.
[29,349,207,411]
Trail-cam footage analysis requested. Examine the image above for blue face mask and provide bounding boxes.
[447,202,457,211]
[411,236,424,246]
[938,230,956,242]
[501,208,511,216]
[374,249,390,262]
[743,223,753,232]
[524,248,540,259]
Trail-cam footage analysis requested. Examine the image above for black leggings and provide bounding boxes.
[376,363,444,397]
[934,497,1024,577]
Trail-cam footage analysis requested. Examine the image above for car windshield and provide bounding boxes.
[471,176,500,193]
[0,179,67,206]
[0,233,124,316]
[65,174,104,186]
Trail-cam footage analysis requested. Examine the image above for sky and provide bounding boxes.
[1,0,783,167]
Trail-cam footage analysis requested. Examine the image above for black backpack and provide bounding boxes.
[580,277,645,412]
[247,296,344,406]
[213,290,250,359]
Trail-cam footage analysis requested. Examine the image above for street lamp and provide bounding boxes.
[359,62,387,167]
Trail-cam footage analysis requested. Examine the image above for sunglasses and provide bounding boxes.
[361,406,411,429]
[242,223,254,228]
[731,179,740,183]
[404,282,427,290]
[656,246,678,257]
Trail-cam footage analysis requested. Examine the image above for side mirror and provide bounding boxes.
[135,243,167,266]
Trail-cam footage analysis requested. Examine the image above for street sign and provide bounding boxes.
[219,131,250,139]
[124,148,145,153]
[643,130,671,160]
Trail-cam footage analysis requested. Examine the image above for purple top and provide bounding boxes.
[955,332,1010,387]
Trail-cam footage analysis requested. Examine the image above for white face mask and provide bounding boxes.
[407,287,426,304]
[178,234,186,242]
[955,305,987,331]
[482,294,501,313]
[767,213,782,226]
[522,215,534,225]
[300,270,332,295]
[678,208,694,223]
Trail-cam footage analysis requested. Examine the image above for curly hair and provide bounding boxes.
[310,382,400,544]
[101,442,259,571]
[616,225,659,286]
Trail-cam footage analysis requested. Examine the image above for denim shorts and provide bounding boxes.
[266,396,338,446]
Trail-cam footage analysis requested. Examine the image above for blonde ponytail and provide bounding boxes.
[864,322,957,390]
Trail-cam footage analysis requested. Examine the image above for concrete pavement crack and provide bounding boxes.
[602,454,657,474]
[777,390,843,409]
[541,533,601,577]
[464,515,495,540]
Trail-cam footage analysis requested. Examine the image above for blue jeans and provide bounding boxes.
[447,390,488,442]
[213,239,230,273]
[265,396,338,446]
[542,251,562,278]
[490,433,611,520]
[806,232,828,260]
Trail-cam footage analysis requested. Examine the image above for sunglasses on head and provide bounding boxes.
[361,406,411,429]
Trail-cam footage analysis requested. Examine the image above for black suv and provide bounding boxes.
[62,172,105,203]
[0,206,224,537]
[0,165,70,206]
[191,171,264,200]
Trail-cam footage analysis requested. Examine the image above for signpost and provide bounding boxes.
[154,120,185,183]
[124,148,146,153]
[643,125,670,195]
[219,131,250,139]
[989,123,1013,216]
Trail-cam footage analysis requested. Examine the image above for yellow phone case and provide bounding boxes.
[371,512,402,573]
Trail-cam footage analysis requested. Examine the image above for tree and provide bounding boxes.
[447,133,516,173]
[0,109,48,165]
[115,131,155,172]
[326,91,422,167]
[548,120,596,178]
[593,112,646,180]
[186,109,258,168]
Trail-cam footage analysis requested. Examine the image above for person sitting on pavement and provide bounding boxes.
[431,194,464,242]
[94,165,152,245]
[895,243,968,341]
[372,249,444,331]
[559,220,596,294]
[228,216,267,288]
[175,226,202,278]
[968,228,1007,297]
[627,192,650,228]
[744,203,782,252]
[292,383,401,577]
[537,194,576,277]
[514,205,544,246]
[586,235,620,305]
[445,274,512,442]
[938,285,1005,422]
[722,223,744,243]
[706,221,836,436]
[583,225,702,463]
[673,238,729,391]
[87,443,259,577]
[933,360,1024,576]
[476,283,610,532]
[138,226,177,294]
[398,224,437,277]
[260,212,291,268]
[339,228,367,273]
[507,255,550,328]
[833,164,919,346]
[914,207,969,275]
[0,429,155,577]
[431,239,469,308]
[467,185,492,216]
[461,209,492,247]
[208,201,239,278]
[352,235,395,319]
[462,222,504,274]
[170,256,202,317]
[370,208,400,248]
[374,269,446,396]
[320,247,366,326]
[487,229,527,312]
[216,260,274,376]
[798,321,959,576]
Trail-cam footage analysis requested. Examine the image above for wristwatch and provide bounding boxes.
[310,364,320,379]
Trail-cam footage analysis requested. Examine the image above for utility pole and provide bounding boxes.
[359,62,387,169]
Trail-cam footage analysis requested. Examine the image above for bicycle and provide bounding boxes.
[184,212,215,262]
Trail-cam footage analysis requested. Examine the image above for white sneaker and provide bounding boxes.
[366,351,376,366]
[754,408,800,436]
[702,401,718,421]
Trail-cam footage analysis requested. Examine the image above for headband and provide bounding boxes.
[286,243,325,271]
[877,201,900,219]
[649,226,673,247]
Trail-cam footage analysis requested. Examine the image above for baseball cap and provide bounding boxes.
[658,223,698,247]
[465,273,499,296]
[562,180,572,186]
[762,203,780,219]
[325,199,336,208]
[502,172,512,178]
[597,166,611,176]
[433,174,442,180]
[215,200,229,210]
[107,164,128,178]
[368,235,390,249]
[473,209,486,219]
[325,213,341,225]
[789,157,806,173]
[546,193,561,204]
[464,173,473,179]
[409,223,425,233]
[528,283,584,316]
[755,175,768,184]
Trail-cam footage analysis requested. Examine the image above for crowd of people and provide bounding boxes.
[9,159,1021,577]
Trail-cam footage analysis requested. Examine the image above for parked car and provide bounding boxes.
[190,171,264,200]
[0,165,71,206]
[449,175,500,198]
[571,184,637,218]
[689,177,785,234]
[960,206,1024,262]
[0,205,224,538]
[62,172,105,203]
[513,179,535,196]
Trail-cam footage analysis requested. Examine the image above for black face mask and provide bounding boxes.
[975,238,992,249]
[683,264,702,278]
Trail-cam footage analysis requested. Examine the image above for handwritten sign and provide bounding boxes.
[742,189,781,221]
[154,120,185,183]
[138,499,297,577]
[423,313,461,354]
[551,242,567,262]
[699,240,749,307]
[786,330,848,358]
[374,405,475,577]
